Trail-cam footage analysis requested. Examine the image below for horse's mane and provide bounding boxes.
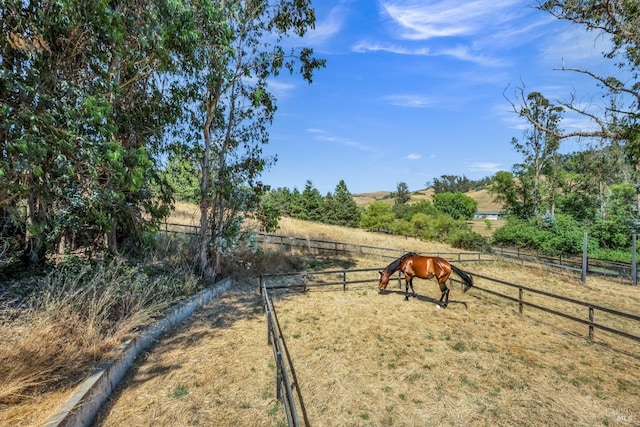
[383,252,417,274]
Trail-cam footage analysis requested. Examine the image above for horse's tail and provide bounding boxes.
[450,264,473,293]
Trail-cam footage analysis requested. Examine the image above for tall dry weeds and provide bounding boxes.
[0,235,204,410]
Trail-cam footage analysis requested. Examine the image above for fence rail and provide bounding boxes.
[450,272,640,343]
[260,279,309,427]
[261,266,640,345]
[494,246,639,283]
[159,222,640,284]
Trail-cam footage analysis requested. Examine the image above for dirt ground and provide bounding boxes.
[93,256,640,427]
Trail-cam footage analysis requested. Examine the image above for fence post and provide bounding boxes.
[633,234,637,286]
[518,288,523,314]
[266,311,272,346]
[588,306,595,340]
[581,232,588,284]
[343,270,347,291]
[276,352,283,401]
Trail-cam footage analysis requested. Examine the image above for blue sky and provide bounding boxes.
[261,0,613,195]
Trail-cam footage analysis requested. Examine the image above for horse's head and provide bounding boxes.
[378,270,391,292]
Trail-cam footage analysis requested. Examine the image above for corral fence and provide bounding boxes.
[159,222,640,284]
[448,272,640,344]
[261,279,309,427]
[255,232,495,264]
[261,265,640,346]
[258,257,639,426]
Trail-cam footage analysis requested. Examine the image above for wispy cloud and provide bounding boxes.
[302,5,347,46]
[437,45,508,67]
[381,0,521,41]
[352,41,503,67]
[384,94,434,108]
[539,26,611,65]
[407,153,422,160]
[468,162,502,173]
[307,128,375,152]
[352,41,430,55]
[267,80,296,98]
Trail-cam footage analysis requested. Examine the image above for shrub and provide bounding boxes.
[446,230,488,251]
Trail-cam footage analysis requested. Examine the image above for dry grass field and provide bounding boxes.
[5,203,638,426]
[352,188,502,212]
[93,217,640,427]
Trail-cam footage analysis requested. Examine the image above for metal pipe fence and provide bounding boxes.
[159,222,640,285]
[262,266,640,345]
[261,278,309,427]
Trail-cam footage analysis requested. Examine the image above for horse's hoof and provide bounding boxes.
[404,296,409,301]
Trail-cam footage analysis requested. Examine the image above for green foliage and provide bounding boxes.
[492,215,585,256]
[432,192,478,220]
[162,149,201,203]
[538,214,585,255]
[300,180,324,221]
[446,229,488,251]
[431,175,490,194]
[361,201,395,230]
[492,218,549,250]
[590,219,632,249]
[324,180,361,227]
[392,203,412,221]
[392,182,411,204]
[389,219,413,236]
[260,180,360,228]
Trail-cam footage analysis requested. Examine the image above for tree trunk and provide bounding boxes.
[26,195,46,265]
[198,104,215,281]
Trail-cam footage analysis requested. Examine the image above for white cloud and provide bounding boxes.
[385,94,434,108]
[436,45,508,67]
[267,80,296,98]
[468,162,501,173]
[352,41,430,55]
[304,5,346,45]
[307,129,375,152]
[407,153,422,160]
[539,26,611,66]
[381,0,521,41]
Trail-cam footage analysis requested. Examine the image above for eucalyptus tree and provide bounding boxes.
[1,0,183,264]
[511,92,563,218]
[177,1,325,277]
[515,1,640,208]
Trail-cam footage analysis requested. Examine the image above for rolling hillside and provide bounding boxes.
[353,188,503,212]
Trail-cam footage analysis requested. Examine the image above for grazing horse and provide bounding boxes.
[378,252,473,307]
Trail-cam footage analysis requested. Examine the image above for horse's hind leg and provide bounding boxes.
[438,282,450,308]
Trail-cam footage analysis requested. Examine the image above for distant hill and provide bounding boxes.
[353,188,503,212]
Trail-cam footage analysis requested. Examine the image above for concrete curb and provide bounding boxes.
[44,277,232,427]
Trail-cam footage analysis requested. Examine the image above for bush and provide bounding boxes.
[389,219,414,236]
[491,218,545,249]
[446,230,488,251]
[492,215,586,256]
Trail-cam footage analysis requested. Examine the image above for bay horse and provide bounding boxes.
[378,252,473,307]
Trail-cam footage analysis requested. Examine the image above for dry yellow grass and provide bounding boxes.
[10,210,639,426]
[353,188,502,212]
[93,219,640,426]
[94,287,283,427]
